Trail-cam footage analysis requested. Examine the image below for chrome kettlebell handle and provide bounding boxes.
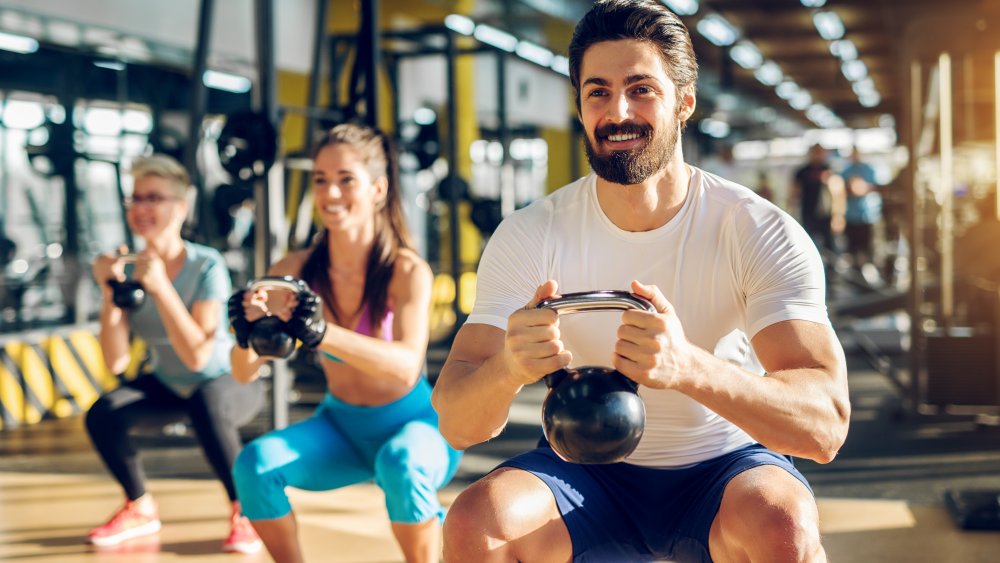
[116,253,140,264]
[536,290,655,314]
[248,276,309,294]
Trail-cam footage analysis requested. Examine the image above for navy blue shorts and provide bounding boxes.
[497,442,812,563]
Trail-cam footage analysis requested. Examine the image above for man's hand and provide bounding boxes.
[613,280,694,390]
[502,280,572,386]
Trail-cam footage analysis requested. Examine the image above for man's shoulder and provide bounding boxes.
[506,175,591,223]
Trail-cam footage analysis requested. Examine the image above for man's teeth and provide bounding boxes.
[608,133,641,142]
[324,205,345,212]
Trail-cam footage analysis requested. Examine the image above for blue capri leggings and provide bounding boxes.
[233,378,462,523]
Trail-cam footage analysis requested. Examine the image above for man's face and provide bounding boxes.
[579,40,693,185]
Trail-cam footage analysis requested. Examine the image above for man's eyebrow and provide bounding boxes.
[581,74,661,88]
[582,76,609,88]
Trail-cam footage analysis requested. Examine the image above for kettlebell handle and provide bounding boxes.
[248,276,309,295]
[536,290,655,314]
[116,253,140,264]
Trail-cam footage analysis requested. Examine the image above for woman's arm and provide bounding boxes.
[134,250,222,372]
[93,253,131,374]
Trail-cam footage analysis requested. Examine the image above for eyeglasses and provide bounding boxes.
[123,194,182,208]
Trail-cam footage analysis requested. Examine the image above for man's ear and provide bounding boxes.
[677,86,697,122]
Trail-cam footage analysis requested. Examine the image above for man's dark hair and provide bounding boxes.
[568,0,699,111]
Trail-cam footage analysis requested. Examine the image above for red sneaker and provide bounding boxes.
[222,513,263,554]
[88,499,161,547]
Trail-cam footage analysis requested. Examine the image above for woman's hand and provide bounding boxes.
[132,250,171,297]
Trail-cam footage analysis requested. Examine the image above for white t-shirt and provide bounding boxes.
[467,167,831,468]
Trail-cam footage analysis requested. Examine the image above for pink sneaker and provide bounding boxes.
[222,513,263,554]
[88,499,161,547]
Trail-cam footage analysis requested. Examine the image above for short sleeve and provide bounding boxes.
[192,250,233,304]
[731,199,830,337]
[466,201,552,331]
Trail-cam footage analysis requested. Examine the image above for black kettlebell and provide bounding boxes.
[537,291,654,465]
[109,279,146,310]
[246,276,310,358]
[107,254,146,310]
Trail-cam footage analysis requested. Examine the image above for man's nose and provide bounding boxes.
[606,92,633,122]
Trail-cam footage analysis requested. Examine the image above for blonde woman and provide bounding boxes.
[86,154,264,553]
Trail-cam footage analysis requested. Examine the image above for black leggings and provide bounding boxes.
[85,373,265,501]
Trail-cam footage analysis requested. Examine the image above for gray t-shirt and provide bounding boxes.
[125,241,233,397]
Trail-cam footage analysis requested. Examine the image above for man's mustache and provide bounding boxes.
[595,122,652,141]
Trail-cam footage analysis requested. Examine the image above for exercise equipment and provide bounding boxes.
[217,111,279,183]
[536,290,653,464]
[245,276,312,358]
[108,255,145,311]
[944,489,1000,530]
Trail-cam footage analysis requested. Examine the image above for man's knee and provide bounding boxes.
[714,467,824,562]
[443,480,498,553]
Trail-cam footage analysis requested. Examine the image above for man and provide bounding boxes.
[431,1,850,561]
[840,147,882,283]
[793,143,837,254]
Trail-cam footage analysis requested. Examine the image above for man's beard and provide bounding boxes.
[584,118,680,185]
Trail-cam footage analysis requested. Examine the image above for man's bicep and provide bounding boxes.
[751,319,845,375]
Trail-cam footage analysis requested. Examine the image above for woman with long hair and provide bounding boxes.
[229,123,462,563]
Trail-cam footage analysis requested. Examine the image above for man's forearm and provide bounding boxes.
[677,347,849,463]
[432,353,526,450]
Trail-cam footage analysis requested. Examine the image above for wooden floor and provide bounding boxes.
[2,470,998,562]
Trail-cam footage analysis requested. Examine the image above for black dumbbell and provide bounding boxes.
[107,255,145,310]
[536,291,653,465]
[246,276,311,358]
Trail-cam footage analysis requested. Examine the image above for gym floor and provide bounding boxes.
[3,323,1000,561]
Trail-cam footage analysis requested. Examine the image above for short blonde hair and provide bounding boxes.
[130,154,190,197]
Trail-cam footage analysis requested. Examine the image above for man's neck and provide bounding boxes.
[594,155,690,232]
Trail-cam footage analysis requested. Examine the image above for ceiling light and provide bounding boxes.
[84,107,123,136]
[516,40,554,67]
[754,61,783,86]
[203,70,252,93]
[0,31,38,54]
[661,0,699,16]
[790,91,813,110]
[812,11,845,40]
[801,0,827,7]
[829,39,857,61]
[94,60,125,71]
[2,99,45,129]
[841,59,868,82]
[859,92,881,108]
[551,55,569,77]
[852,78,877,97]
[444,14,475,36]
[697,14,738,47]
[729,40,763,70]
[699,118,730,139]
[473,24,518,52]
[776,81,801,100]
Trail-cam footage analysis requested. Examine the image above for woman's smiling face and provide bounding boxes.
[311,143,387,232]
[125,174,186,240]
